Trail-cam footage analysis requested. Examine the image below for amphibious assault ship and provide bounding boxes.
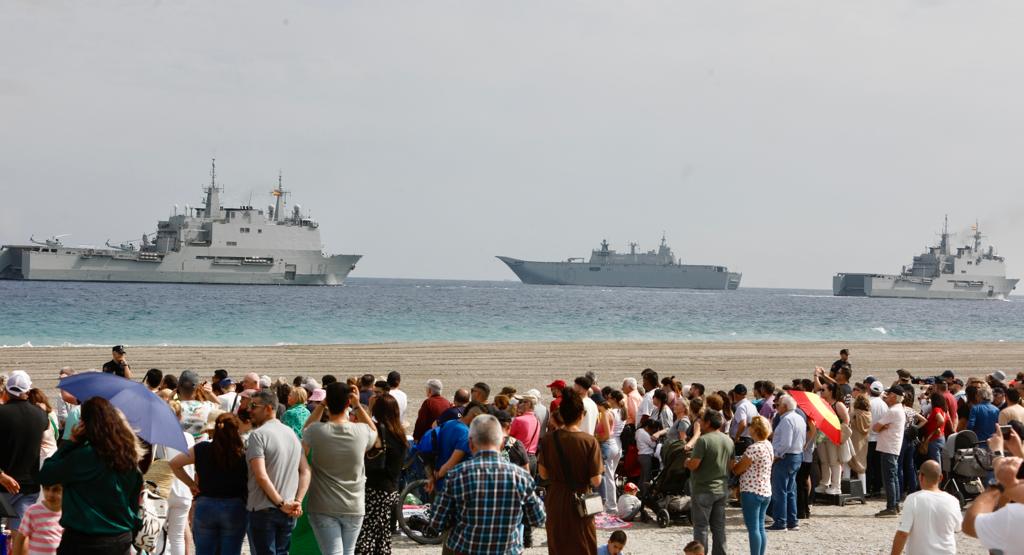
[0,162,361,285]
[497,236,742,290]
[833,218,1017,300]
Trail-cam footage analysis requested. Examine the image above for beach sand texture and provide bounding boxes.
[4,340,1012,554]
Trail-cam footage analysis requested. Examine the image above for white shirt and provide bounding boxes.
[636,389,655,426]
[973,502,1024,555]
[868,395,888,442]
[876,403,906,456]
[896,489,962,555]
[636,428,657,456]
[730,399,758,439]
[581,396,598,435]
[390,388,408,421]
[218,392,238,413]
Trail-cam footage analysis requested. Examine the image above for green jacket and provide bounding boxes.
[38,441,142,535]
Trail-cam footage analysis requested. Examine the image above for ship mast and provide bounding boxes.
[940,214,949,256]
[271,171,289,222]
[204,158,222,219]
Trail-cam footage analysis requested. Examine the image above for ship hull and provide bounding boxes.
[833,273,1018,300]
[0,246,360,286]
[498,257,741,290]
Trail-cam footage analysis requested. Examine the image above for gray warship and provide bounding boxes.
[0,162,361,285]
[833,217,1017,300]
[497,235,742,290]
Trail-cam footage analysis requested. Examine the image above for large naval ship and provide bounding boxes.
[497,236,742,290]
[833,218,1017,300]
[0,162,361,285]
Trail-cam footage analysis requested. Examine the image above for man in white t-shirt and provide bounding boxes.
[386,371,408,421]
[872,386,906,517]
[728,384,757,443]
[574,376,598,435]
[867,380,890,497]
[890,460,961,554]
[636,371,659,427]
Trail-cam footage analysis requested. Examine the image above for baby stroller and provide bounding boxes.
[637,439,691,528]
[941,430,989,508]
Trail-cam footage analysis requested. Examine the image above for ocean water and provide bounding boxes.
[1,278,1022,347]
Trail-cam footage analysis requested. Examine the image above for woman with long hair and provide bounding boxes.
[849,392,872,477]
[592,393,620,513]
[920,393,951,463]
[355,394,408,555]
[538,387,602,554]
[170,413,248,555]
[39,397,144,554]
[731,416,774,555]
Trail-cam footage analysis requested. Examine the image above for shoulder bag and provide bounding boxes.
[553,430,603,518]
[365,426,388,471]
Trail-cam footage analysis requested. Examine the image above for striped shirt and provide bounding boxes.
[18,502,63,555]
[428,450,545,555]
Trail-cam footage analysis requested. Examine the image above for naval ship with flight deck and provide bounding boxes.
[497,236,742,290]
[0,161,361,285]
[833,217,1017,300]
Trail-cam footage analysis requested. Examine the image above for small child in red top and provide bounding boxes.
[16,484,63,555]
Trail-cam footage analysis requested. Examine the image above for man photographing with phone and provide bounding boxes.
[101,345,133,379]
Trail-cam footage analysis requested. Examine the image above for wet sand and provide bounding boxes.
[3,340,1011,554]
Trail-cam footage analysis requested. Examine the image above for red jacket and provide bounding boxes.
[413,394,452,441]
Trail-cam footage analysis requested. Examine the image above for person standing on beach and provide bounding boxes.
[471,382,491,406]
[889,460,961,555]
[246,390,310,555]
[685,409,733,555]
[413,379,451,441]
[768,395,805,531]
[0,370,49,553]
[872,386,906,518]
[637,371,659,426]
[622,378,642,425]
[830,348,851,375]
[867,380,888,497]
[385,371,407,421]
[575,376,599,435]
[101,345,133,378]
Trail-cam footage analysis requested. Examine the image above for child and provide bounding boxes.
[16,484,63,555]
[598,530,627,555]
[683,540,706,555]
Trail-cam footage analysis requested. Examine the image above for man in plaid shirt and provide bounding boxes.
[429,413,546,555]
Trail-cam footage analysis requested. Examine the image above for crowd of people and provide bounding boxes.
[1,346,1024,555]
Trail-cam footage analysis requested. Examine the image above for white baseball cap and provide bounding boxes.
[869,381,884,395]
[6,370,32,395]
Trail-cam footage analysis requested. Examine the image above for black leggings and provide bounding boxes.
[57,529,132,555]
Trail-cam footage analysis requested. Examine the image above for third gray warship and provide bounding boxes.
[497,235,742,290]
[833,217,1017,299]
[0,161,361,285]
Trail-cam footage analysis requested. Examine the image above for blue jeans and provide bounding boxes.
[248,508,296,555]
[880,452,900,510]
[308,513,363,555]
[927,436,946,464]
[0,491,38,531]
[193,497,248,555]
[740,492,770,555]
[898,438,918,497]
[770,453,801,528]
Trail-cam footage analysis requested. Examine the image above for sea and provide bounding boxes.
[2,278,1023,347]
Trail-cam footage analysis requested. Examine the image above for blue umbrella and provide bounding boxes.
[58,372,188,452]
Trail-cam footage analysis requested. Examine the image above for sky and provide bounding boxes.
[3,0,1024,289]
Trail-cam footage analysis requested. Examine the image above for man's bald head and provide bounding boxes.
[919,459,942,486]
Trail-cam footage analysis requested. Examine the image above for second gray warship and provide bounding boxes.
[833,218,1017,300]
[497,236,742,290]
[0,161,361,285]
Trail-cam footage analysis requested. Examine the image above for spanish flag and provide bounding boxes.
[788,390,841,445]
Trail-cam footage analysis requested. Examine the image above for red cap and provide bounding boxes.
[546,379,566,389]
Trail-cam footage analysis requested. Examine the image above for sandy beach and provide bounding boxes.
[4,340,1015,554]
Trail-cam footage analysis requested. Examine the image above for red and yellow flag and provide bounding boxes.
[788,390,841,445]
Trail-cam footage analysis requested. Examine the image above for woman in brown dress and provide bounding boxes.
[538,386,603,554]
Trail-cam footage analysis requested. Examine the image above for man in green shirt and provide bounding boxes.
[685,409,734,555]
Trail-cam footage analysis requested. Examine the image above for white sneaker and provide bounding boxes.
[825,486,842,495]
[814,484,828,494]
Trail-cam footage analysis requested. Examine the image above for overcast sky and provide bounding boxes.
[3,1,1023,289]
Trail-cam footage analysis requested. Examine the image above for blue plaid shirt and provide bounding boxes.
[428,450,545,555]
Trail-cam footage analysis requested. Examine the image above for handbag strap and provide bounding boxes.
[552,430,582,492]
